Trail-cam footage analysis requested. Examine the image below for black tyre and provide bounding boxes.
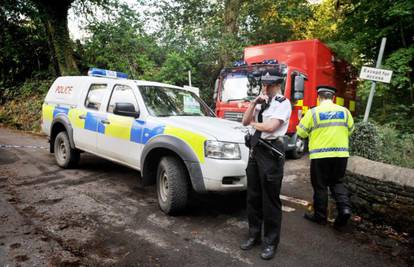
[156,156,189,215]
[288,136,305,159]
[54,131,80,168]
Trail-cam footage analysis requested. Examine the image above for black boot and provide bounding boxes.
[240,237,260,250]
[261,245,276,260]
[334,207,351,228]
[304,212,327,225]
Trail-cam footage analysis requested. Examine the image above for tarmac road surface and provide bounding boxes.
[0,127,401,266]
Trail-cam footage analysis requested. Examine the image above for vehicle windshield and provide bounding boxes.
[222,72,287,102]
[139,85,215,117]
[221,73,250,102]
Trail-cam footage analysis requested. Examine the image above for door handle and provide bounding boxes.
[78,115,86,120]
[100,119,110,125]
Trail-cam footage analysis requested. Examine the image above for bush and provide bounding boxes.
[350,121,382,161]
[377,126,414,168]
[0,78,51,132]
[350,121,414,169]
[0,94,44,132]
[1,78,52,102]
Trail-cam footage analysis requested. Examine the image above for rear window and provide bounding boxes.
[85,84,107,110]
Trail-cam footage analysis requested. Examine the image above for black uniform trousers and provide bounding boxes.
[246,141,284,246]
[310,157,351,220]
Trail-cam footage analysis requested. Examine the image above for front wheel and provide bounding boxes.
[288,136,305,159]
[156,156,189,215]
[54,131,80,168]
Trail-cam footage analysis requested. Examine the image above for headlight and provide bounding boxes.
[204,141,241,160]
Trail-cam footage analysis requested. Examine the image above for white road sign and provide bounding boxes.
[359,66,393,83]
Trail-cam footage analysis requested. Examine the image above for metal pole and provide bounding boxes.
[363,37,387,122]
[188,70,192,87]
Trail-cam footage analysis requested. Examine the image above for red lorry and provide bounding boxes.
[214,39,357,158]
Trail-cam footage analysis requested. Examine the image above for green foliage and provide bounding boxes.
[158,52,192,85]
[350,121,414,168]
[350,121,382,161]
[377,125,414,168]
[240,0,313,43]
[82,5,159,79]
[0,1,52,91]
[0,78,52,131]
[323,0,414,135]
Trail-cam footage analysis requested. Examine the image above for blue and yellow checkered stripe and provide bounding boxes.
[42,104,207,162]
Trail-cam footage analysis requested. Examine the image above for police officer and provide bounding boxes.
[240,72,292,260]
[296,86,354,228]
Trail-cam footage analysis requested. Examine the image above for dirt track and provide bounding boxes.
[0,127,408,266]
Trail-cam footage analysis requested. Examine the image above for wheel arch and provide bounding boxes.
[140,135,206,192]
[50,115,75,153]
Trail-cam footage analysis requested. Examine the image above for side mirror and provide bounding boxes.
[113,103,140,118]
[294,75,305,100]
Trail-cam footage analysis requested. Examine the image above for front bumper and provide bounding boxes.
[199,145,249,192]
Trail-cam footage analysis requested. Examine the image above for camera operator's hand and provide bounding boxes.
[253,94,268,105]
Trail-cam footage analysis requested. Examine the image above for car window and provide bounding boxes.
[85,84,107,110]
[107,84,139,113]
[139,86,215,117]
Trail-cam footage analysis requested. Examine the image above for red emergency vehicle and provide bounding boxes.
[214,39,357,158]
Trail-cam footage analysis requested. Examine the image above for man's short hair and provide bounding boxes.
[317,85,336,100]
[318,91,334,100]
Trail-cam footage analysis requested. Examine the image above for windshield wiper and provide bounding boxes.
[178,113,203,116]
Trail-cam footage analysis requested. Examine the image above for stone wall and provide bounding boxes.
[345,156,414,234]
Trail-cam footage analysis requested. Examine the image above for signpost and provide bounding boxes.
[361,38,393,122]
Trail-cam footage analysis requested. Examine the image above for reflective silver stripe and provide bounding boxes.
[313,122,348,129]
[299,123,309,132]
[346,110,354,132]
[346,110,349,125]
[311,108,317,129]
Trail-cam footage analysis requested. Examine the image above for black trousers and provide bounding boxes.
[246,142,284,246]
[310,157,351,220]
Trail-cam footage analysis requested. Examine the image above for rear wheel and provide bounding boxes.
[54,131,80,168]
[156,156,189,215]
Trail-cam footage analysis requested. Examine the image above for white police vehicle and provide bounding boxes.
[41,68,249,214]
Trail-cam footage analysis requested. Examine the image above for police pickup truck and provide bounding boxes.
[41,68,249,214]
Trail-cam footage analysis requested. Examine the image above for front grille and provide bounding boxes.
[224,111,243,122]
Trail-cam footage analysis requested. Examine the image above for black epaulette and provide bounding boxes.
[274,96,286,103]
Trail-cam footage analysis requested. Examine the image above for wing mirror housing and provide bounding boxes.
[113,103,140,118]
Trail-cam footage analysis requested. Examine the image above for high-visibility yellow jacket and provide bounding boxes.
[296,100,354,159]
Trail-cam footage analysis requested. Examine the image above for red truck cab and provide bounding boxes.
[214,39,357,158]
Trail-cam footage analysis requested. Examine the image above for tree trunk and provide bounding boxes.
[220,0,243,67]
[33,0,79,75]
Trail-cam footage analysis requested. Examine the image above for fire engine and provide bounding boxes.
[214,39,357,158]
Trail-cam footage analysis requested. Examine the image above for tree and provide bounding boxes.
[82,4,159,80]
[27,0,114,76]
[333,0,414,131]
[239,0,312,44]
[220,0,244,66]
[0,0,51,97]
[28,0,79,75]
